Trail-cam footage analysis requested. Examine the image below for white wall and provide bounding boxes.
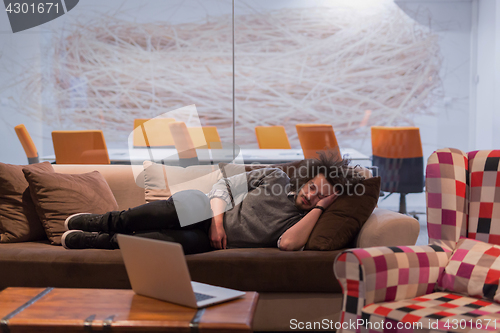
[394,0,472,159]
[496,1,500,147]
[474,0,498,150]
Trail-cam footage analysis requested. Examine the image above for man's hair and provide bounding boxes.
[289,150,365,194]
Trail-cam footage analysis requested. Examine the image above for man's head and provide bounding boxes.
[294,173,335,210]
[290,151,365,211]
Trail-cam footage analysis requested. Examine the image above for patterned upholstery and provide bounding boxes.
[334,245,451,332]
[334,149,500,333]
[362,292,500,332]
[468,150,500,245]
[438,238,500,301]
[426,148,468,251]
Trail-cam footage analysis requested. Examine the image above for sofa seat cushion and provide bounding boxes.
[187,248,343,292]
[0,243,342,293]
[0,241,129,289]
[362,292,500,332]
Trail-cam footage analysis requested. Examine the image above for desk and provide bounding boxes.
[0,287,258,333]
[41,148,370,166]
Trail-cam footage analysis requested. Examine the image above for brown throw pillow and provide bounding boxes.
[304,176,381,251]
[23,169,119,245]
[0,162,54,243]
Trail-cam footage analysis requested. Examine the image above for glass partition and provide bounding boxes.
[0,0,472,165]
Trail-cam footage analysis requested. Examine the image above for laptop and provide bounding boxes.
[116,234,245,308]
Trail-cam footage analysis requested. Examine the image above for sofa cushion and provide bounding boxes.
[53,164,146,211]
[0,162,53,243]
[143,161,221,202]
[438,238,500,301]
[0,243,342,293]
[0,241,129,289]
[362,291,500,331]
[23,169,119,245]
[187,248,343,292]
[305,176,381,251]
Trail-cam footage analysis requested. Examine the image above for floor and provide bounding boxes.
[375,192,428,246]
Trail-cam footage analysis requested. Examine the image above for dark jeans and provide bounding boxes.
[106,190,213,254]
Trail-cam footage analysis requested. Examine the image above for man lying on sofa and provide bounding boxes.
[61,152,364,253]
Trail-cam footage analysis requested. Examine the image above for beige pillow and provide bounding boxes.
[0,162,53,242]
[143,161,222,202]
[23,169,119,245]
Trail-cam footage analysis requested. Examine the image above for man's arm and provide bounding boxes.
[207,167,284,249]
[209,197,227,249]
[278,193,338,251]
[208,167,284,207]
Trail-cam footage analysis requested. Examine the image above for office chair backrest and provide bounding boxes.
[371,126,423,214]
[295,124,340,159]
[255,126,291,149]
[133,118,176,148]
[188,127,222,149]
[371,126,423,161]
[52,130,110,164]
[14,124,39,164]
[168,122,199,167]
[371,126,423,193]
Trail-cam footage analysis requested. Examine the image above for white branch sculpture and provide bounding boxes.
[15,2,442,147]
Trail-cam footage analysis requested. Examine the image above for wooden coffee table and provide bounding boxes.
[0,287,258,333]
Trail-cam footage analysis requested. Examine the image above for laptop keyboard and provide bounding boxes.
[195,292,215,302]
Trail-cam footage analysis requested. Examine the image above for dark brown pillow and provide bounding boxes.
[0,162,54,243]
[23,169,119,245]
[304,177,381,251]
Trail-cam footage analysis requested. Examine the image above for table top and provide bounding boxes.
[41,147,370,165]
[0,287,258,333]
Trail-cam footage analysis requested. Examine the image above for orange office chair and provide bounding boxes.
[187,126,222,149]
[295,124,340,160]
[371,126,424,216]
[14,124,39,164]
[255,126,291,149]
[52,130,110,164]
[168,122,199,167]
[133,118,176,148]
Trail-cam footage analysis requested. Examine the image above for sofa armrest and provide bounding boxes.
[355,208,420,248]
[333,245,451,331]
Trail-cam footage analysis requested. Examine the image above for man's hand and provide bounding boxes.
[317,193,338,209]
[210,217,227,249]
[209,198,228,249]
[279,192,338,251]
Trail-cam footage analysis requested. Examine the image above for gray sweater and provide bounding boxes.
[208,168,304,248]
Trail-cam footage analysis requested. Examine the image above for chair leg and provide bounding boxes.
[400,193,424,220]
[399,193,407,215]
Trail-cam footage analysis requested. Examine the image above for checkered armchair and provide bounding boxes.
[334,148,500,333]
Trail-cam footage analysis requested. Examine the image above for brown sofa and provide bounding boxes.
[0,164,420,331]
